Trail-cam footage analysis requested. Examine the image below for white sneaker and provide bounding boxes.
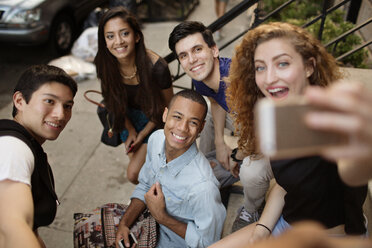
[238,206,260,222]
[231,206,260,232]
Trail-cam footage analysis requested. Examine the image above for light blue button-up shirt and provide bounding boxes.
[131,130,226,248]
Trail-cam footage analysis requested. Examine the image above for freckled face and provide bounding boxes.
[175,33,219,82]
[104,17,139,61]
[254,38,314,101]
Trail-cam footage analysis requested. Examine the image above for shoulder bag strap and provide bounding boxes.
[83,90,105,108]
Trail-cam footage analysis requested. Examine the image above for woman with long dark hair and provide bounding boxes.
[94,6,173,184]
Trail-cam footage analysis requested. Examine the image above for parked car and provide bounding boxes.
[0,0,107,54]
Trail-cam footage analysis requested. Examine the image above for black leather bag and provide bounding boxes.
[84,90,121,147]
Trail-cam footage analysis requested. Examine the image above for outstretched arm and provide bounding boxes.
[0,180,40,248]
[210,181,285,248]
[244,221,372,248]
[305,80,372,186]
[249,182,286,243]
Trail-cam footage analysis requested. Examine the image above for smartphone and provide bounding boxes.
[127,144,134,154]
[126,141,134,154]
[255,97,347,159]
[118,232,138,248]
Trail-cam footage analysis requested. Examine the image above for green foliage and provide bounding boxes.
[307,11,368,68]
[261,0,368,68]
[262,0,321,21]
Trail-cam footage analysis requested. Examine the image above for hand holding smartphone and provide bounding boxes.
[255,97,347,159]
[118,232,138,248]
[126,141,134,154]
[127,144,134,154]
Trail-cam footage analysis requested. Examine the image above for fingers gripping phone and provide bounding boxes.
[255,97,347,159]
[118,232,138,248]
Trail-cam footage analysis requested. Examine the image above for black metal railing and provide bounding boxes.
[164,0,259,63]
[164,0,259,88]
[138,0,199,22]
[325,17,372,60]
[165,0,371,89]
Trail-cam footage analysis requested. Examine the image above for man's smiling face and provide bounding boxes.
[14,82,74,144]
[162,96,205,160]
[175,32,219,82]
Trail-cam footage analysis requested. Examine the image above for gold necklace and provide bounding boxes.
[122,66,137,80]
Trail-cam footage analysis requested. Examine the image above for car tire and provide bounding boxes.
[50,13,75,55]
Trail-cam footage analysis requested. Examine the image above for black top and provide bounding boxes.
[125,57,172,110]
[0,119,58,230]
[271,156,367,234]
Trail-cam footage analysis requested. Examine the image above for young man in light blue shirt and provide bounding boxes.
[115,90,226,248]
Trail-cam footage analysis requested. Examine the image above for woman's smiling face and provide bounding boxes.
[254,38,314,101]
[104,17,138,61]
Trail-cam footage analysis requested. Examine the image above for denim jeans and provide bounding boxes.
[120,108,153,144]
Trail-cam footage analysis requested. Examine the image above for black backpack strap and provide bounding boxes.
[0,119,58,201]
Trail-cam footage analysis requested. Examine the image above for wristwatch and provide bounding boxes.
[230,148,243,163]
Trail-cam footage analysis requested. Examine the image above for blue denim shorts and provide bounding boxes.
[120,108,154,144]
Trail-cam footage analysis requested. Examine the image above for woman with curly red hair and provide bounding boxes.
[210,22,367,248]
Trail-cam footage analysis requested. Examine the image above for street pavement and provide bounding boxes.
[0,0,371,247]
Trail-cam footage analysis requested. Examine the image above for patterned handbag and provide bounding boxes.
[73,203,158,248]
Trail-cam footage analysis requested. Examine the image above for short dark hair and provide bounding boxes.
[168,89,208,120]
[168,21,216,57]
[12,64,77,117]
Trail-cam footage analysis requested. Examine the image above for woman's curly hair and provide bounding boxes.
[226,22,343,156]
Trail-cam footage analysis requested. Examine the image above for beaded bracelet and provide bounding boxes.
[256,223,272,234]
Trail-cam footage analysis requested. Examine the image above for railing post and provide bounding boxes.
[346,0,362,23]
[252,5,262,28]
[318,0,328,41]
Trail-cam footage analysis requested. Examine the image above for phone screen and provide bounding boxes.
[128,233,135,246]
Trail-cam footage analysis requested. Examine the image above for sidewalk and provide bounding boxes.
[0,1,371,247]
